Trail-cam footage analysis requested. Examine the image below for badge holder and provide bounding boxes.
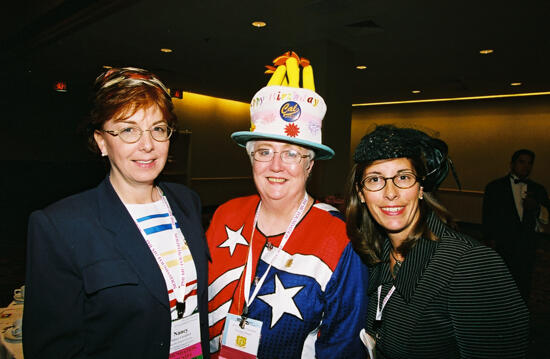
[218,194,306,358]
[169,309,203,359]
[219,313,263,359]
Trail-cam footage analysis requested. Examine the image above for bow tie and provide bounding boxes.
[514,178,527,184]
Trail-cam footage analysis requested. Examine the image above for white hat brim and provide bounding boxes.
[231,131,335,160]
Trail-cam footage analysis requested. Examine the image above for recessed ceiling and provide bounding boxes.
[1,0,549,104]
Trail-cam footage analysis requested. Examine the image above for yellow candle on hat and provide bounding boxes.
[302,65,315,91]
[286,57,300,88]
[267,65,287,86]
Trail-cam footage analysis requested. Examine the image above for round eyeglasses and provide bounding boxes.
[101,124,174,143]
[360,172,421,192]
[251,148,311,164]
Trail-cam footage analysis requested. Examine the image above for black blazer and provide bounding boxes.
[23,177,210,359]
[482,175,549,254]
[366,213,529,358]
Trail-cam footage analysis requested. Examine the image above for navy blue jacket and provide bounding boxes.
[23,177,210,359]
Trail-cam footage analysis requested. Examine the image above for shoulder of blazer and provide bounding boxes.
[437,229,481,258]
[428,212,481,256]
[400,217,483,303]
[485,175,511,191]
[38,181,102,221]
[526,179,547,193]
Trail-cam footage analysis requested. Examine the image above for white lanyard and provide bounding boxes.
[375,285,396,321]
[242,192,309,315]
[134,188,187,305]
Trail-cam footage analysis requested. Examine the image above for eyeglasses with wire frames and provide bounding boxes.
[101,124,174,143]
[360,172,422,192]
[251,148,311,164]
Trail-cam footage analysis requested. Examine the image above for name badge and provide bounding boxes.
[219,313,262,359]
[169,312,202,359]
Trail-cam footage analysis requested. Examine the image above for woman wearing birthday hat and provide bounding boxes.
[207,52,369,358]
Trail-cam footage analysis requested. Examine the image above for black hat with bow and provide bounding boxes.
[353,124,461,192]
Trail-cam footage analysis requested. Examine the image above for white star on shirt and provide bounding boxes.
[219,225,248,256]
[257,274,304,328]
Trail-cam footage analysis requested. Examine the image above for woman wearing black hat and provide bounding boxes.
[346,124,529,358]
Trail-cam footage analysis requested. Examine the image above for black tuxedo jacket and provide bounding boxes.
[482,175,549,255]
[23,177,210,358]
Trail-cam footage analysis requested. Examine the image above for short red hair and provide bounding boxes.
[86,67,177,154]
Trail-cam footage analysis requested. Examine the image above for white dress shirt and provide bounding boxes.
[509,174,527,221]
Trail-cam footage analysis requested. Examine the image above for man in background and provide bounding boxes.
[483,149,550,304]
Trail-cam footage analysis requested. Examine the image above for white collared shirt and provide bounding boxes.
[509,174,527,221]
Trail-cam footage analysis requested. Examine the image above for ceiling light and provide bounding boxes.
[479,49,494,54]
[252,21,267,28]
[510,82,522,86]
[356,65,367,70]
[160,48,173,53]
[412,90,421,94]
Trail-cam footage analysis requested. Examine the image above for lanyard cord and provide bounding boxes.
[133,188,187,307]
[241,192,309,317]
[376,285,396,321]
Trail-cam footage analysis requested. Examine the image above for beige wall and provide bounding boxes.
[171,92,256,206]
[351,95,550,223]
[171,92,550,214]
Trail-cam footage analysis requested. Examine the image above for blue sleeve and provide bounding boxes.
[23,210,84,359]
[316,243,369,358]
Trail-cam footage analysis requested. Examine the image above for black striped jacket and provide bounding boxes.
[365,213,529,359]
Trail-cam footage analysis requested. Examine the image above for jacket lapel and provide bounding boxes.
[96,177,169,309]
[504,176,522,222]
[159,183,208,296]
[368,213,440,303]
[393,237,438,303]
[367,239,392,296]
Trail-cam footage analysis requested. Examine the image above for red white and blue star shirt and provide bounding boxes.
[207,195,369,358]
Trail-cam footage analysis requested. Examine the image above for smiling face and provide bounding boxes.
[358,157,423,243]
[94,105,169,194]
[251,140,314,204]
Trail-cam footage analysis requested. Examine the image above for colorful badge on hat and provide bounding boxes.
[231,51,335,160]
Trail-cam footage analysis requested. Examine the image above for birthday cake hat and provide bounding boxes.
[231,51,335,160]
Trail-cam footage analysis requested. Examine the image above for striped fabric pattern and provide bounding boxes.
[365,212,529,359]
[207,195,369,358]
[126,200,198,320]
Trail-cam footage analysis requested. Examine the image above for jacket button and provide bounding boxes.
[160,342,164,347]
